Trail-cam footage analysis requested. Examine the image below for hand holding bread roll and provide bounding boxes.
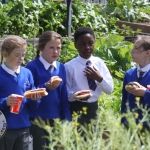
[24,88,48,98]
[73,90,92,100]
[125,82,141,92]
[50,76,62,86]
[46,76,62,90]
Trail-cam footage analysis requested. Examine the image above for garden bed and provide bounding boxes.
[116,20,150,34]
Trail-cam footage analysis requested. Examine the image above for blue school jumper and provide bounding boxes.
[26,58,71,121]
[121,67,150,127]
[0,66,41,129]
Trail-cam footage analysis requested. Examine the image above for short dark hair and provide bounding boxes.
[74,26,95,42]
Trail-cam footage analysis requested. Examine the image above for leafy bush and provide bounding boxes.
[33,103,150,150]
[102,0,150,22]
[99,78,122,113]
[0,0,119,38]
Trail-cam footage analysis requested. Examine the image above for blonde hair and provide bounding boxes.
[0,35,27,64]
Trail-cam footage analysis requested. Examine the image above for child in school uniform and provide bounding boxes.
[0,35,42,150]
[26,31,71,150]
[121,35,150,130]
[64,26,114,125]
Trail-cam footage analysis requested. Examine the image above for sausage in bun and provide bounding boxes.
[24,88,48,98]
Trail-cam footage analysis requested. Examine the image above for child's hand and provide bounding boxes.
[30,92,42,101]
[6,94,20,106]
[46,81,59,90]
[83,66,103,82]
[130,86,146,97]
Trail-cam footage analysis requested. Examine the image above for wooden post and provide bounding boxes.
[67,0,72,37]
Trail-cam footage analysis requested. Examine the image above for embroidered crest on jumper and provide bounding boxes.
[24,80,30,89]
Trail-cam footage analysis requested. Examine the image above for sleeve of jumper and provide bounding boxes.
[59,66,71,121]
[26,70,41,111]
[0,97,8,111]
[96,61,114,94]
[142,89,150,107]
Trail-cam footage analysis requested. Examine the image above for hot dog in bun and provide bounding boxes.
[73,90,92,100]
[24,88,48,98]
[50,76,62,86]
[125,82,141,92]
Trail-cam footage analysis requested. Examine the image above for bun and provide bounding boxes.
[125,82,141,92]
[73,90,92,100]
[50,76,62,86]
[24,88,48,98]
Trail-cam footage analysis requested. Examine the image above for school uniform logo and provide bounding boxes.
[24,80,30,89]
[0,111,7,139]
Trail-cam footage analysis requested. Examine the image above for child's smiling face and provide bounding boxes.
[75,33,95,59]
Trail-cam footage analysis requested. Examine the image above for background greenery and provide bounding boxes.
[1,0,150,148]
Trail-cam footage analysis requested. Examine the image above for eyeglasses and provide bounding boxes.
[130,48,144,54]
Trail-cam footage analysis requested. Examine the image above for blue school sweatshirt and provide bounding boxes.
[0,66,41,129]
[26,58,71,121]
[121,67,150,127]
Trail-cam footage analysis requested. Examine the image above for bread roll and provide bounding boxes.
[24,88,48,98]
[125,82,141,92]
[73,90,92,100]
[50,76,62,86]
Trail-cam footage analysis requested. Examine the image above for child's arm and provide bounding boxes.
[26,71,41,111]
[131,87,150,107]
[0,95,19,111]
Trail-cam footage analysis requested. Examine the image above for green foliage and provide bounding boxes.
[72,0,117,36]
[0,0,41,38]
[58,37,78,64]
[99,78,122,113]
[94,34,134,80]
[23,42,37,66]
[102,0,150,22]
[119,24,141,36]
[39,0,67,36]
[0,0,119,38]
[33,104,150,150]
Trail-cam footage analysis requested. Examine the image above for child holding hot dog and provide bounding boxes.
[121,35,150,130]
[64,26,114,125]
[26,31,71,150]
[0,35,42,150]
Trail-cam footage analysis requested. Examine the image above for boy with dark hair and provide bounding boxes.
[65,26,114,125]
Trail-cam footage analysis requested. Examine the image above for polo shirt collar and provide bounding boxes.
[137,64,150,73]
[77,55,93,65]
[2,63,20,76]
